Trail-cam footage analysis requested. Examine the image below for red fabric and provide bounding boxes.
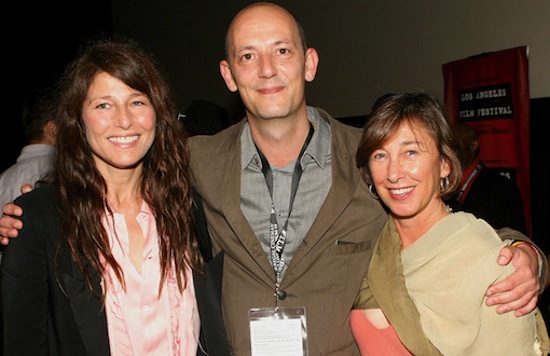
[350,309,413,356]
[442,46,531,235]
[456,161,483,208]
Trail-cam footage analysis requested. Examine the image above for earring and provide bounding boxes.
[368,184,379,200]
[440,176,450,192]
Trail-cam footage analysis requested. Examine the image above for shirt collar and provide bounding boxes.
[241,106,332,171]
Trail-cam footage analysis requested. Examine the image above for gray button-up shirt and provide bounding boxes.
[241,107,332,280]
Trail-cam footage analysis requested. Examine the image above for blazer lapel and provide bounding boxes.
[288,114,361,268]
[61,250,110,356]
[218,122,275,279]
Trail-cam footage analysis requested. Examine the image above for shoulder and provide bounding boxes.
[15,184,57,220]
[0,162,24,182]
[449,212,508,255]
[313,107,362,136]
[4,185,59,258]
[189,119,245,156]
[188,120,245,184]
[15,183,55,202]
[311,107,363,156]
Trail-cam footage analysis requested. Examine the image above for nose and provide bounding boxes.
[258,54,277,79]
[113,107,134,129]
[387,158,405,183]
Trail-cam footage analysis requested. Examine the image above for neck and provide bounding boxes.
[106,184,143,215]
[394,200,451,249]
[250,117,312,168]
[97,163,143,212]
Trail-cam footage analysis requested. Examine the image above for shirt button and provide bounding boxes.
[277,290,287,300]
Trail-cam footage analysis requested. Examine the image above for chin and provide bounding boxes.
[257,105,291,119]
[389,207,417,219]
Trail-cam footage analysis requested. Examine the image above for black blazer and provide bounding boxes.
[1,184,229,355]
[192,189,230,355]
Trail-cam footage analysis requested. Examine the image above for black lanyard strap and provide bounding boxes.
[255,123,314,276]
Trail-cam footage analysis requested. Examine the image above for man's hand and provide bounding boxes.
[485,243,540,317]
[0,182,32,245]
[0,202,24,245]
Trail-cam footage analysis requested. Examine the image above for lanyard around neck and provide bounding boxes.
[455,162,483,208]
[255,123,314,277]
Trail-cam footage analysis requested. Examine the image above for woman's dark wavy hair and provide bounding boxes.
[356,92,462,200]
[53,37,201,296]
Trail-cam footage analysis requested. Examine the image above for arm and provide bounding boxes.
[486,227,548,317]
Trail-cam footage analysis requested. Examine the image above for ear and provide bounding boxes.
[219,60,238,92]
[440,158,451,178]
[304,48,319,83]
[44,120,57,144]
[470,138,481,156]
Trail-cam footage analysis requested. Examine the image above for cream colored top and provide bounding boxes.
[400,212,546,356]
[354,212,549,355]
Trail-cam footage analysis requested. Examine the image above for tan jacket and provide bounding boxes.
[189,108,387,355]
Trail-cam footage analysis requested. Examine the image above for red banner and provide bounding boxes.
[442,46,531,234]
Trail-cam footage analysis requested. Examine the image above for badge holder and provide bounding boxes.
[249,306,308,356]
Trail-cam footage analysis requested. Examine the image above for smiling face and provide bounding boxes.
[219,3,318,123]
[369,121,451,222]
[82,71,156,174]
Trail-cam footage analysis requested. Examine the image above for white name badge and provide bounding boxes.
[249,307,308,356]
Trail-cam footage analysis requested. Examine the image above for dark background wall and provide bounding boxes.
[4,1,549,247]
[5,0,112,175]
[108,0,550,121]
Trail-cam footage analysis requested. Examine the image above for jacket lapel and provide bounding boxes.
[60,250,110,356]
[288,112,361,269]
[218,121,276,279]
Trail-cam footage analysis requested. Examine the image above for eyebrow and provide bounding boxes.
[401,140,420,146]
[235,39,295,52]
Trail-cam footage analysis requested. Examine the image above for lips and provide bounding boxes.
[257,86,284,95]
